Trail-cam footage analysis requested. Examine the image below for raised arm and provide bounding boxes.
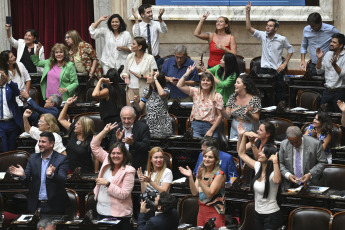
[179,166,199,195]
[238,133,256,169]
[269,153,281,184]
[92,78,110,100]
[194,11,211,41]
[245,2,255,34]
[23,109,33,133]
[176,63,196,95]
[91,15,108,29]
[58,96,76,131]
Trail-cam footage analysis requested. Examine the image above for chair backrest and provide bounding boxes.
[138,113,179,135]
[296,89,321,111]
[164,152,173,169]
[65,188,80,219]
[265,117,294,141]
[288,206,332,230]
[28,87,39,104]
[238,200,255,230]
[301,122,342,148]
[250,56,287,74]
[73,112,104,133]
[236,55,246,74]
[86,87,96,102]
[178,195,199,226]
[0,150,29,172]
[85,192,97,219]
[331,211,345,230]
[322,164,345,190]
[241,163,254,186]
[233,157,240,177]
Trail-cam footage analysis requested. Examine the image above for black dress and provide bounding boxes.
[66,123,94,173]
[99,85,126,125]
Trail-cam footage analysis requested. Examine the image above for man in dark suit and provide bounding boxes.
[138,192,179,230]
[279,126,327,191]
[21,91,61,126]
[109,106,150,169]
[9,132,69,214]
[0,69,23,152]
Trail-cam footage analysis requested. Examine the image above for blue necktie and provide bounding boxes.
[0,87,4,119]
[295,148,302,184]
[146,24,151,45]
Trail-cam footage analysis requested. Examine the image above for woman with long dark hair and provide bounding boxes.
[133,71,172,137]
[65,29,102,81]
[177,64,223,138]
[121,37,157,100]
[89,14,132,74]
[194,12,237,67]
[238,132,282,229]
[222,75,261,139]
[92,68,128,124]
[5,25,44,73]
[202,52,239,105]
[0,50,31,107]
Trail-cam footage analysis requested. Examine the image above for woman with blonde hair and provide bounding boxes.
[58,96,95,173]
[65,30,102,81]
[179,146,226,227]
[31,43,78,101]
[23,109,66,154]
[177,64,223,137]
[137,147,173,195]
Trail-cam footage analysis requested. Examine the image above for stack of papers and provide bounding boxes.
[290,107,308,112]
[261,106,277,112]
[172,177,186,184]
[97,218,121,225]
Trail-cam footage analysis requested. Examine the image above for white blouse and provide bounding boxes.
[89,25,132,69]
[9,62,31,106]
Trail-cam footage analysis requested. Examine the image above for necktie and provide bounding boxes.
[295,147,302,183]
[146,24,151,45]
[0,87,4,119]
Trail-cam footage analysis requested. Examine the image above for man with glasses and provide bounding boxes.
[162,45,199,102]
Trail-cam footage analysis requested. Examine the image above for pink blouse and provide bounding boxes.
[46,65,62,98]
[189,87,223,124]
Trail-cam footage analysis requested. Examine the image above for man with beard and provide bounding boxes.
[245,1,293,105]
[9,132,69,214]
[316,33,345,112]
[109,106,150,169]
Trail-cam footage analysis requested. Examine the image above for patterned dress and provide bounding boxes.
[144,87,173,137]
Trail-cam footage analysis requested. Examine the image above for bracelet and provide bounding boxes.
[273,161,278,164]
[106,181,110,187]
[251,143,256,148]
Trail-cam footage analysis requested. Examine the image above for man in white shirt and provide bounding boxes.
[245,2,293,105]
[132,4,168,67]
[279,126,326,192]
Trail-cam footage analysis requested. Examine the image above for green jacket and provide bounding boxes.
[208,64,237,106]
[31,55,79,101]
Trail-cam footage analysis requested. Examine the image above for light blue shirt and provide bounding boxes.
[301,23,340,64]
[253,30,294,70]
[38,152,53,200]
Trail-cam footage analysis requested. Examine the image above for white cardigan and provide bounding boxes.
[120,52,157,98]
[7,36,45,73]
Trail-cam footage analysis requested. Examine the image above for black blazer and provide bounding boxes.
[137,209,179,230]
[23,151,69,214]
[109,120,150,169]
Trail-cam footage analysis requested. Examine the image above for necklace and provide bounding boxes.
[76,140,81,145]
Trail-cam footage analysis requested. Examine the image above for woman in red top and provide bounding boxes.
[194,11,237,68]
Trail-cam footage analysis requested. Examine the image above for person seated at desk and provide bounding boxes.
[109,106,150,169]
[21,91,61,126]
[138,192,179,230]
[304,112,333,163]
[137,147,173,195]
[91,123,135,230]
[37,217,56,230]
[179,146,226,228]
[9,132,70,215]
[31,43,79,102]
[58,96,95,173]
[23,109,66,155]
[238,131,283,230]
[92,68,128,125]
[177,64,223,138]
[133,71,173,137]
[222,75,261,139]
[162,45,199,102]
[194,136,238,183]
[279,126,327,192]
[5,24,45,73]
[237,121,276,160]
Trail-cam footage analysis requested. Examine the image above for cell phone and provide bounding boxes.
[153,68,158,72]
[6,16,12,26]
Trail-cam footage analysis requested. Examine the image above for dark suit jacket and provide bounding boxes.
[4,81,23,127]
[137,209,179,230]
[279,135,327,191]
[27,98,59,126]
[23,151,69,214]
[109,120,150,169]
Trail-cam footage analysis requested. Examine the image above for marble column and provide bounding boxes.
[0,0,11,51]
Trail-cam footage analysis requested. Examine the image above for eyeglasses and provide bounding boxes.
[38,120,46,124]
[64,36,71,39]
